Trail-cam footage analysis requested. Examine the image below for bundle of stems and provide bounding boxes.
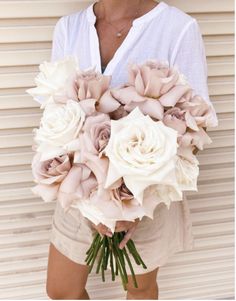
[85,231,147,290]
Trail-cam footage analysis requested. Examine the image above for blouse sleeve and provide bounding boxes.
[50,16,67,62]
[170,19,218,127]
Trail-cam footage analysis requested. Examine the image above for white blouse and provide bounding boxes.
[50,0,218,126]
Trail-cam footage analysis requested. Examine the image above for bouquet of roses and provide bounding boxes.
[27,57,217,290]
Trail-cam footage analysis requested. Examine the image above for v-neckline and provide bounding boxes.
[87,1,167,75]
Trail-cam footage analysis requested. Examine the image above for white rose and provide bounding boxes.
[143,184,183,216]
[26,57,79,108]
[71,198,117,232]
[104,107,179,203]
[175,155,199,191]
[33,100,85,161]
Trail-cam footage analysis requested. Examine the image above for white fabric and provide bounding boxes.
[50,0,218,127]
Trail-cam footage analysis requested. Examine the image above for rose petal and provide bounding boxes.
[31,183,59,202]
[159,85,191,107]
[180,128,212,150]
[185,110,199,131]
[124,99,164,120]
[163,115,187,135]
[98,90,121,113]
[111,86,145,104]
[79,99,96,115]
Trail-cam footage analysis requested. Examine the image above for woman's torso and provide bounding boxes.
[60,1,195,87]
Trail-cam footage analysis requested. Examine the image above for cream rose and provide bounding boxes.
[26,57,79,108]
[33,99,85,161]
[143,184,183,216]
[104,107,179,203]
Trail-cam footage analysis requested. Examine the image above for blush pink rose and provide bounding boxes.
[76,67,111,101]
[81,113,111,154]
[54,68,112,116]
[128,60,185,98]
[109,60,191,120]
[57,163,97,211]
[74,113,110,185]
[179,127,212,150]
[177,95,217,128]
[31,152,72,202]
[87,114,111,153]
[163,107,199,135]
[79,180,145,227]
[97,89,121,114]
[109,181,145,220]
[163,107,187,135]
[111,181,133,203]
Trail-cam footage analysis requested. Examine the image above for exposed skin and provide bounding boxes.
[46,1,160,299]
[47,243,159,300]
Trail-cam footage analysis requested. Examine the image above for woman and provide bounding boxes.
[46,0,218,300]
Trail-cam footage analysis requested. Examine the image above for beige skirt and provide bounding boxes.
[49,194,195,275]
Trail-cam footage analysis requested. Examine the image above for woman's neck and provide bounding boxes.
[94,0,158,22]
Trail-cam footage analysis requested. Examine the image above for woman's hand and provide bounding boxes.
[115,218,140,249]
[90,222,113,238]
[90,218,140,249]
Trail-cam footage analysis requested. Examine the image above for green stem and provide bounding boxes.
[112,244,127,291]
[113,234,128,283]
[127,240,147,269]
[123,246,138,288]
[126,240,142,265]
[96,238,105,274]
[115,257,119,276]
[85,242,98,265]
[85,233,100,264]
[129,240,147,269]
[88,235,102,273]
[108,238,115,281]
[104,237,110,270]
[85,233,99,255]
[114,234,125,267]
[101,237,106,282]
[117,232,139,287]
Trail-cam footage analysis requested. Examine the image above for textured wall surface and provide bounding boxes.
[0,0,234,299]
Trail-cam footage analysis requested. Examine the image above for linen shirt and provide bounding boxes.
[50,0,218,126]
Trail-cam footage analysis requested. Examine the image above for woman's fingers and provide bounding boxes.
[118,226,136,249]
[91,222,113,237]
[115,221,132,232]
[118,218,140,249]
[99,224,112,237]
[91,219,140,241]
[105,229,113,237]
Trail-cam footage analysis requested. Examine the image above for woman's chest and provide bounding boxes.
[97,33,128,68]
[94,20,134,68]
[65,20,173,86]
